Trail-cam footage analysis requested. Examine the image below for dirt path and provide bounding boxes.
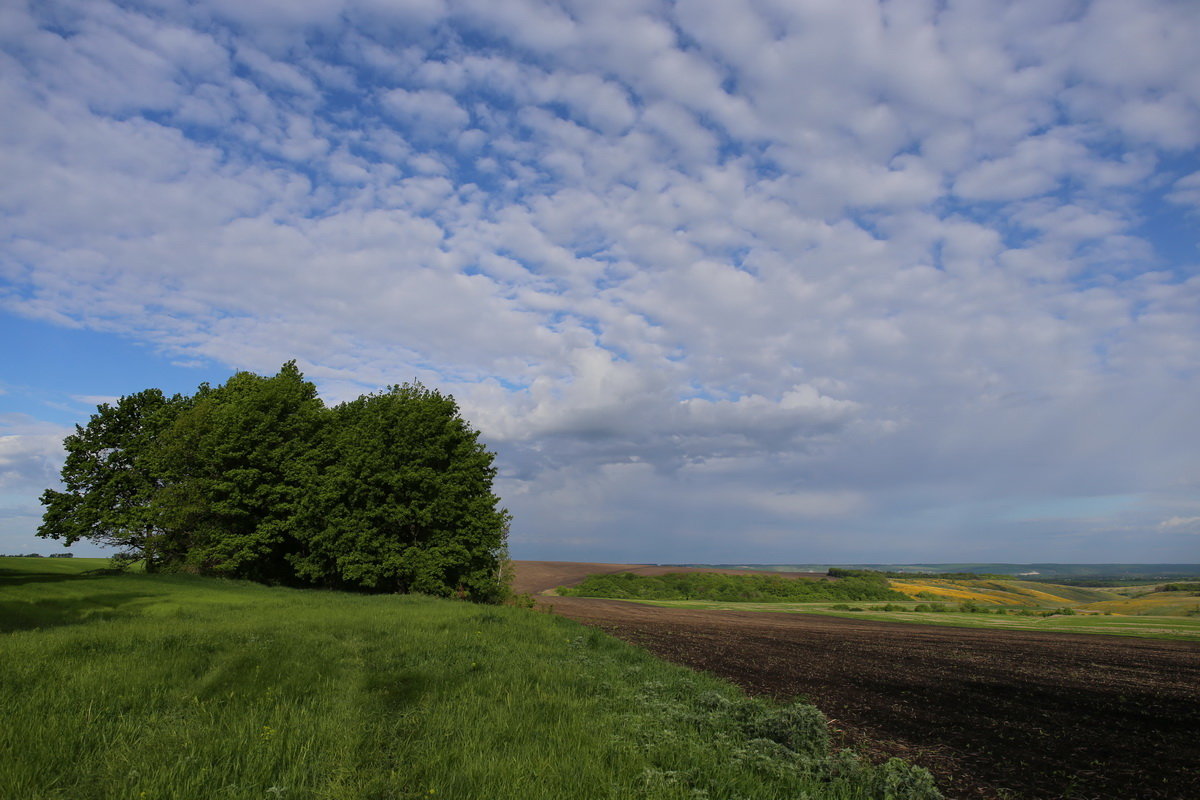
[543,595,1200,800]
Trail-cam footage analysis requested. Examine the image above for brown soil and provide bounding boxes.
[510,559,825,594]
[516,564,1200,800]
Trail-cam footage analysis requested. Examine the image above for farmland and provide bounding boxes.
[520,563,1200,800]
[619,599,1200,640]
[0,557,936,800]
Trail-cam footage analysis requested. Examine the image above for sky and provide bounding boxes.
[2,0,1199,564]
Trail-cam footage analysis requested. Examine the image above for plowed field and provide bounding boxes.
[518,564,1200,800]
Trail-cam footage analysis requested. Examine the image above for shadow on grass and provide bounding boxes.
[0,568,126,587]
[0,591,153,633]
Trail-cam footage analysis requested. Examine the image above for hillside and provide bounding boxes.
[0,557,938,800]
[890,577,1113,606]
[510,560,823,595]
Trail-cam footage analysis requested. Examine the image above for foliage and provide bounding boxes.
[38,388,185,570]
[0,558,940,800]
[559,570,907,602]
[37,363,509,600]
[150,363,324,582]
[829,567,1007,580]
[289,383,510,599]
[1157,582,1200,593]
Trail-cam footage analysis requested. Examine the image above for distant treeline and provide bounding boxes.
[827,567,1007,580]
[558,571,907,602]
[1158,582,1200,593]
[38,363,509,601]
[1,553,74,558]
[1028,577,1153,587]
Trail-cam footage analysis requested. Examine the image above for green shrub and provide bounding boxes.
[560,570,907,603]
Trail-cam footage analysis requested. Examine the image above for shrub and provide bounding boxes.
[745,702,829,760]
[560,570,907,603]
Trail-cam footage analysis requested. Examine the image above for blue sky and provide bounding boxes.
[2,0,1199,563]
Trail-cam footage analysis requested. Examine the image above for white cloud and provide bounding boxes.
[69,395,121,407]
[1167,170,1200,211]
[1160,516,1200,532]
[0,415,70,494]
[1,0,1199,561]
[380,87,470,135]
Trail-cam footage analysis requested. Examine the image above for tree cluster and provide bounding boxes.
[558,571,907,602]
[38,363,510,601]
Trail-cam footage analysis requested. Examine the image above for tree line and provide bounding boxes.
[558,571,907,602]
[38,363,510,601]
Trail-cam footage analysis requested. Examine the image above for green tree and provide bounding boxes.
[151,362,324,582]
[291,382,510,601]
[38,364,510,600]
[37,388,183,569]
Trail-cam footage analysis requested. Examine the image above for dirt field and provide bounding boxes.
[517,563,1200,800]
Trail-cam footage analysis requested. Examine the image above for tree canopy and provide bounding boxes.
[38,363,510,601]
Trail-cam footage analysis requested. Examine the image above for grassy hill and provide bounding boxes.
[0,557,938,800]
[889,577,1113,606]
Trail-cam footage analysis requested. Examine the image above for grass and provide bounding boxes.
[620,599,1200,641]
[0,557,939,800]
[888,578,1112,606]
[1080,592,1200,617]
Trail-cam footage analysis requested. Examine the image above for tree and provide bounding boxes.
[38,388,183,569]
[150,362,324,582]
[38,365,510,601]
[290,382,510,601]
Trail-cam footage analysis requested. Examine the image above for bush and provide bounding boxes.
[561,571,907,603]
[1158,582,1200,593]
[745,702,829,759]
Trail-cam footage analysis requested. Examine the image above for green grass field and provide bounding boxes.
[0,557,939,800]
[623,599,1200,641]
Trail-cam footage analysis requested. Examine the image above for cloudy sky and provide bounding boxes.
[2,0,1199,564]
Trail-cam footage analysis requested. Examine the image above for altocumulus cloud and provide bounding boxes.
[1,0,1198,562]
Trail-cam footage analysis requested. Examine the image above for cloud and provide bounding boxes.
[1167,170,1200,211]
[1159,516,1200,532]
[1,0,1198,561]
[380,88,470,136]
[0,415,70,495]
[70,395,122,407]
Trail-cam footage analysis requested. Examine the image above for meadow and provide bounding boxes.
[0,557,939,800]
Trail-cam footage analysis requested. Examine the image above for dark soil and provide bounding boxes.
[543,595,1200,800]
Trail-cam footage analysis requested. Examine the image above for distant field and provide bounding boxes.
[0,557,937,800]
[1081,591,1200,617]
[619,599,1200,640]
[889,577,1113,606]
[543,564,1199,640]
